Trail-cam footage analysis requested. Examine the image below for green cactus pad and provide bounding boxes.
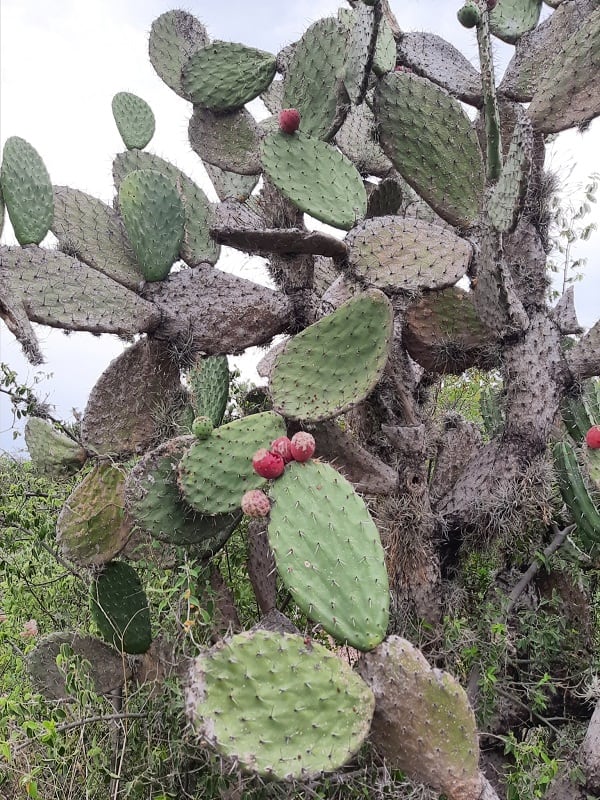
[490,0,542,44]
[111,91,155,150]
[335,100,393,178]
[527,7,600,134]
[81,338,182,457]
[186,355,230,427]
[125,435,241,549]
[346,215,473,293]
[148,10,209,99]
[586,448,600,492]
[187,629,375,779]
[553,440,600,552]
[372,18,396,76]
[188,106,261,176]
[56,464,130,567]
[204,162,259,202]
[487,112,533,233]
[358,636,482,800]
[375,72,484,227]
[118,168,185,282]
[178,412,286,515]
[90,561,152,654]
[24,417,87,477]
[113,150,219,266]
[282,17,349,140]
[344,3,377,105]
[182,41,276,111]
[0,136,54,245]
[268,460,389,650]
[0,246,160,337]
[404,287,497,374]
[51,186,143,290]
[26,632,128,701]
[261,131,366,230]
[270,290,392,422]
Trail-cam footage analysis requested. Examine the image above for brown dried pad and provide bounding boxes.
[81,337,182,457]
[404,287,498,374]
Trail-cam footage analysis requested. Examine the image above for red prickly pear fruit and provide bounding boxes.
[278,108,301,134]
[270,436,293,463]
[252,448,285,479]
[290,432,316,462]
[586,426,600,449]
[241,489,271,517]
[394,65,412,73]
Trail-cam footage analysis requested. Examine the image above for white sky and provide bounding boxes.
[1,0,599,454]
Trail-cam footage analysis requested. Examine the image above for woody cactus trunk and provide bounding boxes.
[3,1,600,797]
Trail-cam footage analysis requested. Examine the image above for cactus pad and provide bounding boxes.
[26,632,128,701]
[343,2,378,105]
[125,435,240,549]
[553,440,600,553]
[148,10,209,99]
[90,561,152,654]
[335,100,393,178]
[178,412,286,515]
[282,17,349,140]
[404,287,497,374]
[81,338,182,457]
[487,112,533,233]
[490,0,542,44]
[186,355,230,427]
[204,162,259,202]
[111,92,155,150]
[527,7,600,134]
[346,215,473,292]
[261,131,366,230]
[375,72,484,227]
[56,464,130,567]
[113,150,219,266]
[358,636,482,800]
[186,629,375,779]
[24,417,87,477]
[0,136,53,245]
[270,290,392,422]
[188,106,261,176]
[182,42,276,111]
[268,460,389,650]
[118,168,185,282]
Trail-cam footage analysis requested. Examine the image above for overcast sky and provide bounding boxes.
[1,0,598,455]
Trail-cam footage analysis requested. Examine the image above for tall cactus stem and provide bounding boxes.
[476,7,502,181]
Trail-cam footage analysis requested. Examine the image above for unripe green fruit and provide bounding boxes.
[457,2,481,28]
[192,415,214,439]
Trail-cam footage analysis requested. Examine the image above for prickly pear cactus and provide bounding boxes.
[5,1,600,797]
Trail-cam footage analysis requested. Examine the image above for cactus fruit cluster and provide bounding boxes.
[3,0,600,797]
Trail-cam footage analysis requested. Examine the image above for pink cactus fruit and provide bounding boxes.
[586,426,600,449]
[290,432,316,463]
[278,108,301,134]
[241,489,271,517]
[270,435,293,463]
[252,448,285,479]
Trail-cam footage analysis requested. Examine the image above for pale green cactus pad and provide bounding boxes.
[111,91,155,150]
[268,460,390,650]
[113,150,219,266]
[358,636,482,800]
[90,561,152,654]
[0,136,54,245]
[346,215,473,292]
[487,112,533,233]
[182,41,276,111]
[24,417,87,477]
[118,168,185,282]
[490,0,542,44]
[204,162,259,202]
[372,18,396,76]
[51,186,143,290]
[186,630,375,779]
[335,100,393,178]
[26,632,128,701]
[282,17,349,141]
[186,355,230,427]
[270,290,392,421]
[527,7,600,134]
[343,2,377,105]
[125,435,241,550]
[188,106,261,176]
[56,464,130,567]
[148,10,209,99]
[261,131,367,230]
[178,412,286,515]
[375,72,484,227]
